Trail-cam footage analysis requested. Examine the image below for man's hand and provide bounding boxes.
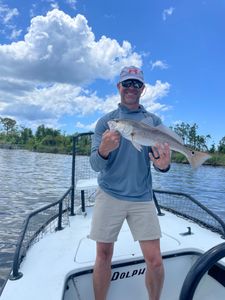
[98,130,121,158]
[149,143,171,170]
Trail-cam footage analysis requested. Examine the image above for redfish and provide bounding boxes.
[108,119,211,169]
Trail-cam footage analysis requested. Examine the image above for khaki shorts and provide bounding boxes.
[89,188,161,242]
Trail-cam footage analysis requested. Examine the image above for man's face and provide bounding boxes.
[117,79,145,108]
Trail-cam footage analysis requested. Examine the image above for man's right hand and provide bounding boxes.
[98,130,121,158]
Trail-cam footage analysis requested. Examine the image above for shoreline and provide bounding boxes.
[1,144,225,167]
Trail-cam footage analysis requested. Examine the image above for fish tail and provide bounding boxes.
[186,150,211,169]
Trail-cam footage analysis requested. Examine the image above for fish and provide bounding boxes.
[107,119,211,169]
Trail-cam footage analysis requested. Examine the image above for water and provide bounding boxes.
[0,149,225,290]
[0,149,72,289]
[152,163,225,217]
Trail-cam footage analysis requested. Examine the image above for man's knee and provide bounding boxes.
[145,253,163,269]
[140,240,163,269]
[96,242,114,262]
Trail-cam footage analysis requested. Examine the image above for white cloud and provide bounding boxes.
[0,9,141,84]
[162,7,175,21]
[141,81,171,112]
[0,82,102,119]
[66,0,77,10]
[9,28,22,40]
[74,80,171,130]
[0,2,20,40]
[0,79,170,130]
[98,94,120,114]
[172,120,183,126]
[77,80,170,117]
[0,9,171,132]
[98,81,171,115]
[75,120,97,131]
[151,60,168,70]
[0,3,19,24]
[50,2,59,10]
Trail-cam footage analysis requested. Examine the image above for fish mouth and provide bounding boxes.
[107,120,117,130]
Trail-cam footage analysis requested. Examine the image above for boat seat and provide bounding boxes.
[76,178,98,191]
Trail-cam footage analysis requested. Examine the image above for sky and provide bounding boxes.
[0,0,224,146]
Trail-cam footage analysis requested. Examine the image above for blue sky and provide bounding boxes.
[0,0,224,146]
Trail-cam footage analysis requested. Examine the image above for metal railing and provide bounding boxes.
[10,188,71,280]
[70,132,93,215]
[153,190,225,237]
[9,132,94,280]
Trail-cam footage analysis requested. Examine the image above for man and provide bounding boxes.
[89,66,171,300]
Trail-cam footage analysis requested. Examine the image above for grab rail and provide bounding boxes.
[153,190,225,238]
[9,187,72,280]
[9,132,94,281]
[179,242,225,300]
[70,132,93,216]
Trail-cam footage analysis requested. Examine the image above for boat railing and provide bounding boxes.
[153,190,225,238]
[10,187,72,280]
[9,132,95,281]
[70,132,96,215]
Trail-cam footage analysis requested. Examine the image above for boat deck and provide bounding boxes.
[1,205,224,300]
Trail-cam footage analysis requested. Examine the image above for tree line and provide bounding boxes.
[0,117,225,156]
[171,122,225,154]
[0,117,72,154]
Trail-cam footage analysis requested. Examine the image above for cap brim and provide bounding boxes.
[120,75,144,83]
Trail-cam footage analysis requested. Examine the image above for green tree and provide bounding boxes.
[209,143,216,153]
[173,122,189,144]
[35,125,61,140]
[195,134,211,151]
[188,123,198,148]
[0,117,17,135]
[20,127,33,144]
[172,122,211,151]
[35,125,46,140]
[76,135,92,155]
[218,136,225,154]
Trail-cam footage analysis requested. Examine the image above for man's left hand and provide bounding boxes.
[149,143,171,171]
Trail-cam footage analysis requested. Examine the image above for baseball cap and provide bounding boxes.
[119,66,144,83]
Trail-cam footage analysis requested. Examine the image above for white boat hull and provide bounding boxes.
[2,205,225,300]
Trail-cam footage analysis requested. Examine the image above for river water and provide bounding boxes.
[0,149,225,290]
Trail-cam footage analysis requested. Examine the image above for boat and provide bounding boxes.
[1,132,225,300]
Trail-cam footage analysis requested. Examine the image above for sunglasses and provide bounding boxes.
[121,79,144,89]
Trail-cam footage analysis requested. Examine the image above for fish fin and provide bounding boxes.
[138,120,184,144]
[185,150,211,169]
[132,141,142,151]
[155,124,184,144]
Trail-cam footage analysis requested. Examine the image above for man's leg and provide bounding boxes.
[139,239,164,300]
[93,242,114,300]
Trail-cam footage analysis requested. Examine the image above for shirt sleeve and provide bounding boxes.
[89,117,109,172]
[153,164,171,173]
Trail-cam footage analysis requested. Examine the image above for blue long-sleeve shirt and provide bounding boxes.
[90,104,164,202]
